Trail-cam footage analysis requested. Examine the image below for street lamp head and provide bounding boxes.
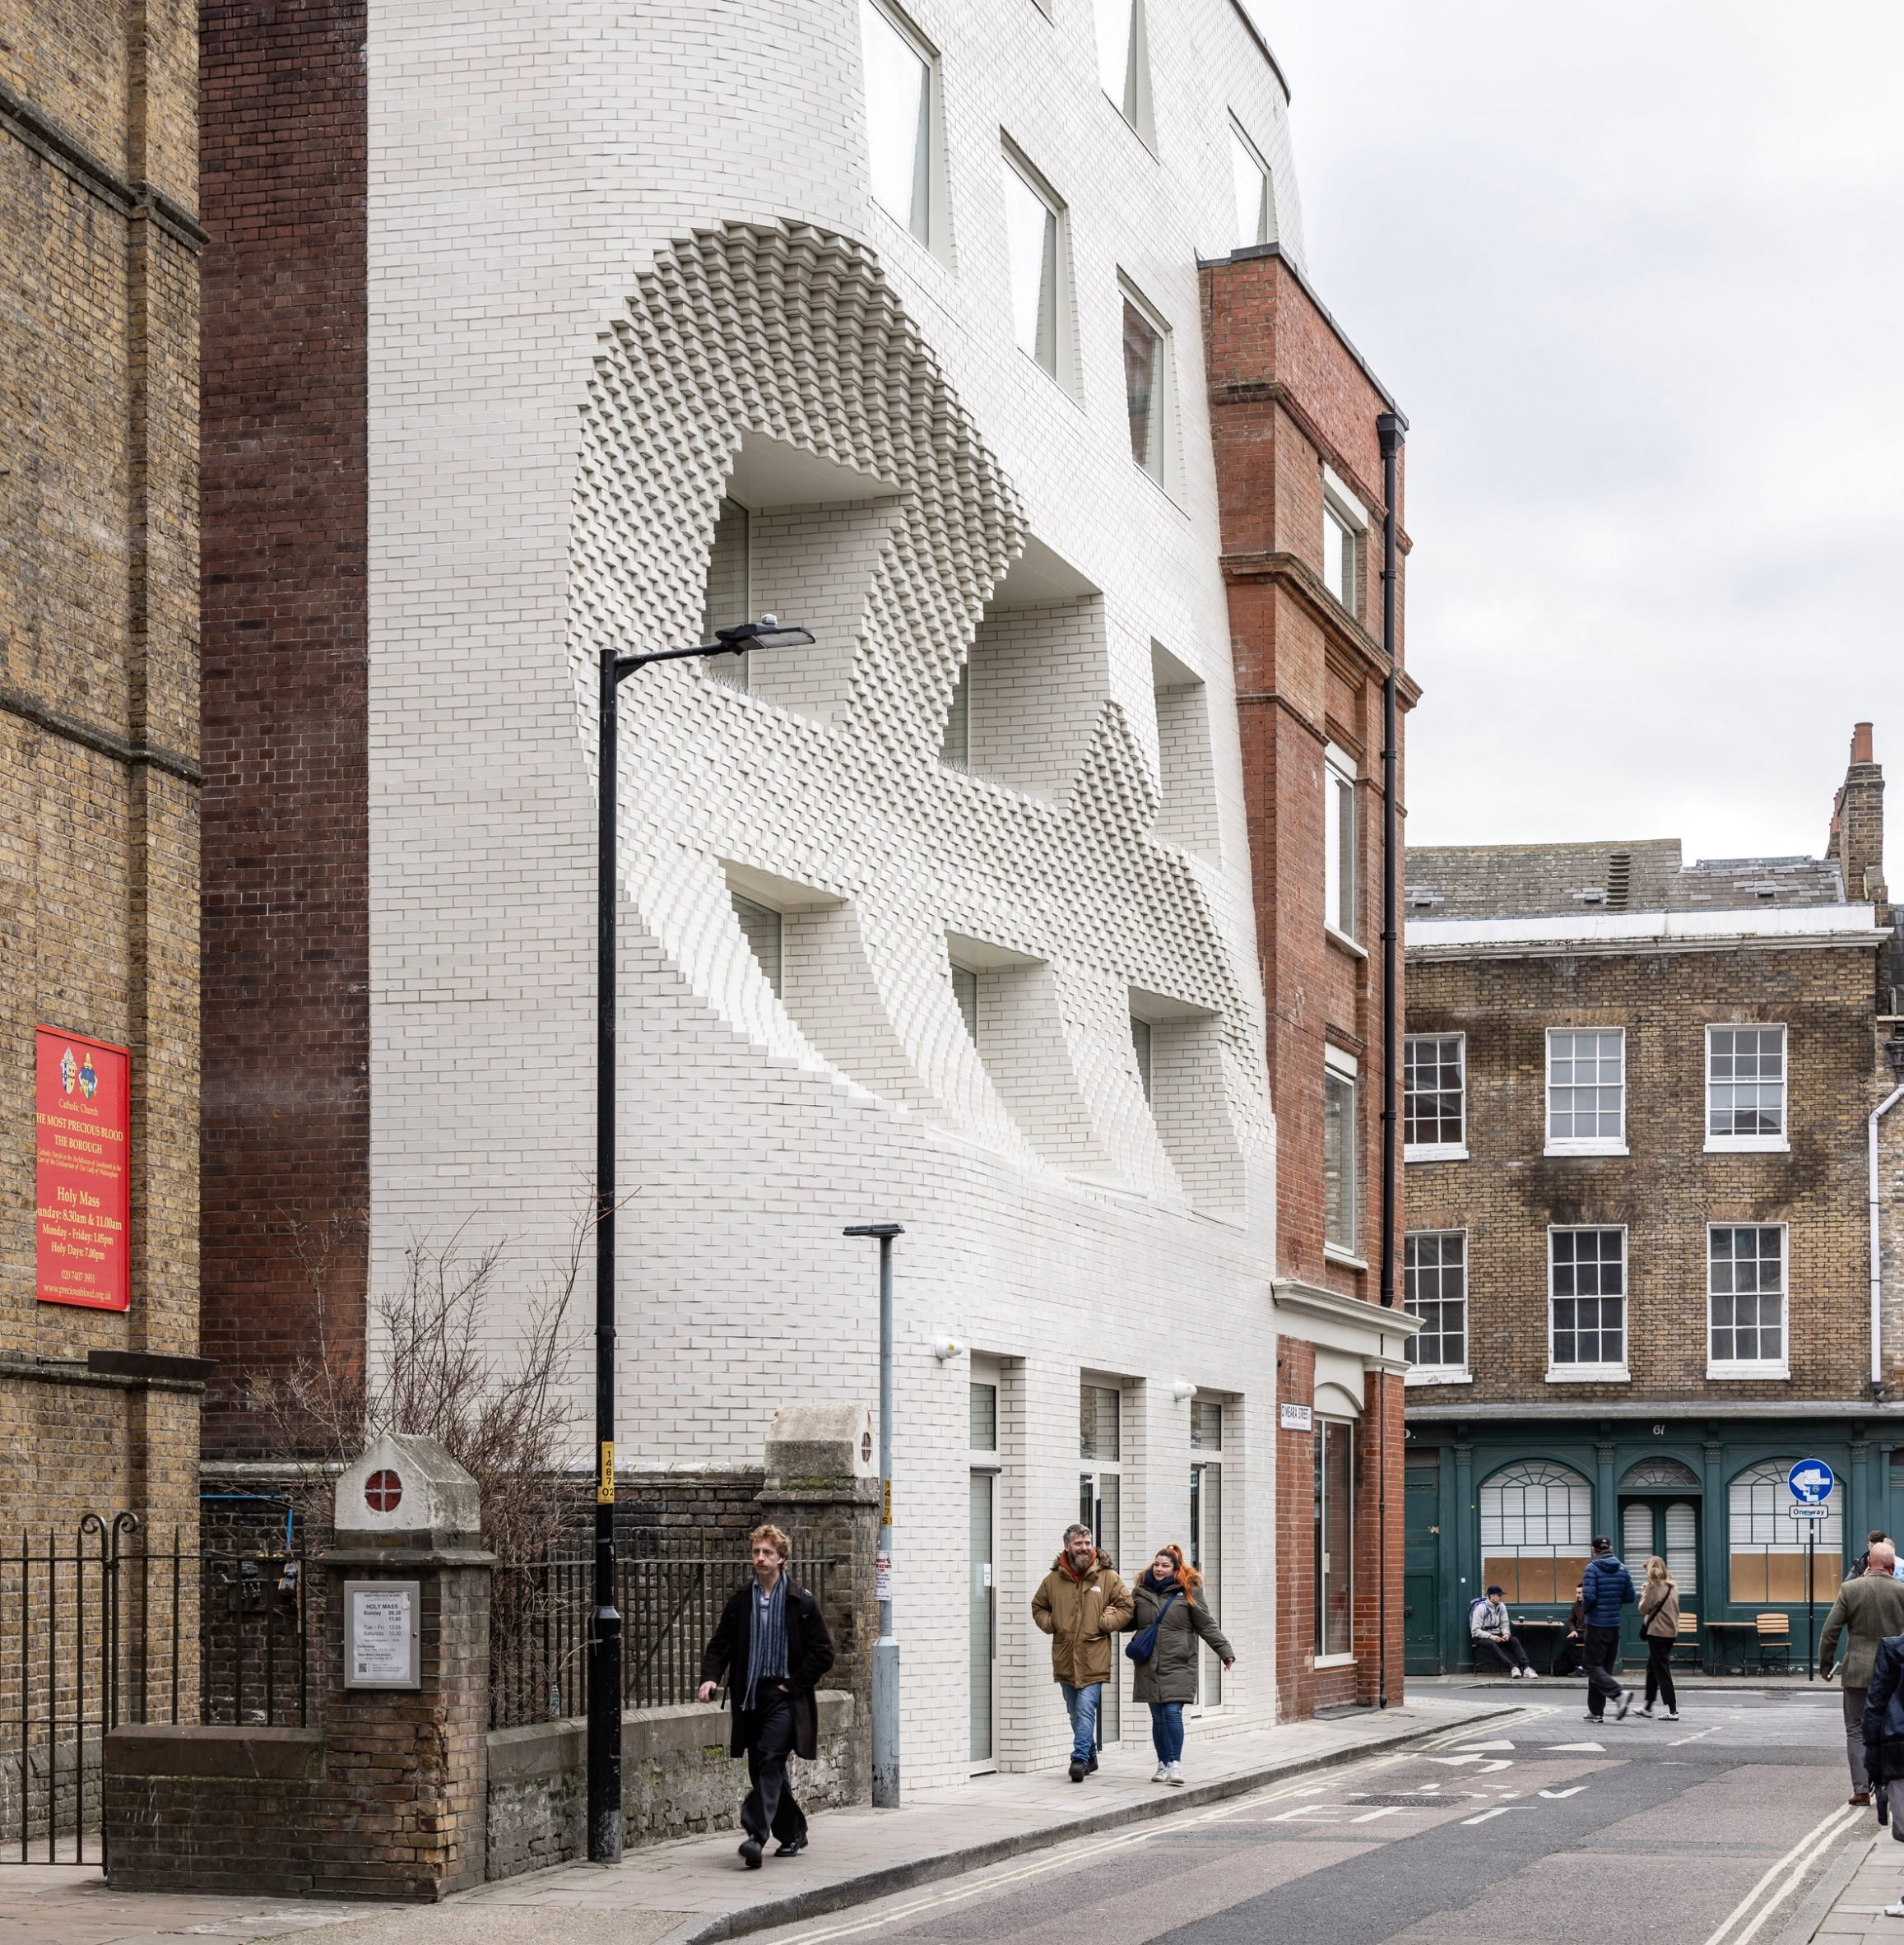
[843,1222,903,1239]
[714,614,816,652]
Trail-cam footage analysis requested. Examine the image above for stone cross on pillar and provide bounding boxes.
[323,1432,494,1897]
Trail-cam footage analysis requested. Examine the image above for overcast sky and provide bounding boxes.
[1252,1,1904,873]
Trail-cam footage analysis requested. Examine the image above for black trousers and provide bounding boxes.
[1553,1634,1585,1677]
[1643,1634,1677,1712]
[739,1690,807,1848]
[1473,1634,1530,1674]
[1584,1625,1623,1716]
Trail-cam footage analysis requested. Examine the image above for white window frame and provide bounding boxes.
[1324,742,1361,951]
[858,0,944,258]
[1000,145,1068,387]
[1403,1228,1470,1386]
[1544,1223,1630,1383]
[1227,118,1275,252]
[1403,1031,1466,1162]
[1321,467,1366,620]
[1091,0,1154,145]
[1118,276,1172,491]
[1323,1044,1363,1267]
[1706,1221,1790,1380]
[1704,1023,1790,1155]
[1544,1025,1628,1157]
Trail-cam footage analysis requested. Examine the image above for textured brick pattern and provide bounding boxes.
[197,0,369,1451]
[0,0,202,1536]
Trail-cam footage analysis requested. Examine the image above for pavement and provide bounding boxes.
[0,1691,1509,1945]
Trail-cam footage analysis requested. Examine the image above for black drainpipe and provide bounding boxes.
[1375,410,1405,1708]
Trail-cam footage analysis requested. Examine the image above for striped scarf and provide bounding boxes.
[744,1572,789,1711]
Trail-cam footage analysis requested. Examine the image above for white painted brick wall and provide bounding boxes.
[365,0,1305,1785]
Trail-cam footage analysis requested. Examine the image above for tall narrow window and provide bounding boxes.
[1121,295,1165,481]
[1130,1015,1152,1102]
[1079,1381,1122,1739]
[1314,1420,1354,1659]
[1092,0,1148,130]
[1228,123,1272,249]
[940,663,970,770]
[1324,745,1358,940]
[1405,1232,1467,1375]
[1323,1055,1358,1258]
[1707,1024,1787,1149]
[1709,1224,1786,1373]
[1001,156,1061,378]
[731,893,782,997]
[860,0,932,243]
[702,497,750,692]
[1546,1027,1626,1153]
[1403,1033,1465,1158]
[950,959,979,1042]
[1549,1227,1627,1376]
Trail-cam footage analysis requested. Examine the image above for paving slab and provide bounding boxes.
[0,1692,1511,1945]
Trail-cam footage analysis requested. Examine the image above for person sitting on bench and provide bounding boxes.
[1470,1585,1535,1678]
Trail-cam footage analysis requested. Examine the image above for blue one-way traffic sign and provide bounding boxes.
[1788,1458,1836,1505]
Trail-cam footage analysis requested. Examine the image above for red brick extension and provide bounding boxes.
[1204,247,1416,1714]
[198,0,369,1452]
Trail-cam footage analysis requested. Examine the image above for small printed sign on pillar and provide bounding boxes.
[346,1580,420,1687]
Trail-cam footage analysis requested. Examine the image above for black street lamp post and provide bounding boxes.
[588,615,815,1864]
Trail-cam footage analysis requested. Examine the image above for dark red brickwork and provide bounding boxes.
[198,0,369,1451]
[1207,248,1412,1720]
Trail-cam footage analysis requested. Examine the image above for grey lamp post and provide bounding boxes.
[843,1221,903,1807]
[588,614,815,1864]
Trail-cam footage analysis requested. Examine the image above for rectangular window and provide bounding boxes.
[1314,1419,1354,1660]
[1545,1027,1626,1154]
[950,960,978,1042]
[968,1381,998,1451]
[1708,1223,1787,1374]
[859,0,933,244]
[1729,1462,1841,1600]
[1323,1057,1359,1260]
[1324,745,1358,940]
[731,893,782,997]
[940,662,970,770]
[1707,1024,1787,1150]
[1121,294,1166,482]
[1001,154,1061,378]
[1228,123,1273,250]
[1404,1033,1465,1158]
[1322,499,1357,613]
[1092,0,1149,132]
[1548,1227,1627,1378]
[1129,1015,1153,1102]
[1080,1382,1120,1460]
[1190,1399,1223,1451]
[1405,1232,1467,1375]
[702,497,750,691]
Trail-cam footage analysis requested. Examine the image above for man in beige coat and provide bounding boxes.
[1821,1539,1904,1804]
[1032,1523,1133,1782]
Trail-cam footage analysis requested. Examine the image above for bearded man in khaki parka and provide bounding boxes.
[1032,1522,1134,1782]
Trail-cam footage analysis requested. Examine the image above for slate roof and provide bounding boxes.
[1405,838,1846,921]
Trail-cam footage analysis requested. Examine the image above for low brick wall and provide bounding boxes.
[487,1692,857,1882]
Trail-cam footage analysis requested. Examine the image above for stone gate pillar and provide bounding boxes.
[321,1432,495,1898]
[755,1403,877,1803]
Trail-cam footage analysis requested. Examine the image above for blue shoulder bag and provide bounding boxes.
[1126,1590,1178,1663]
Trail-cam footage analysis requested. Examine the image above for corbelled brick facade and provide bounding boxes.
[0,0,202,1543]
[197,0,369,1452]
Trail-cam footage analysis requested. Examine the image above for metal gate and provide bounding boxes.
[2,1514,309,1864]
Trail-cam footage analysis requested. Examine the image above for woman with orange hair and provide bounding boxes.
[1122,1544,1235,1785]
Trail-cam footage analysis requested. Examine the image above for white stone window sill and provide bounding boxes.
[1314,1652,1358,1669]
[1544,1367,1630,1384]
[1326,925,1368,960]
[1704,1136,1790,1155]
[1544,1140,1629,1158]
[1405,1143,1469,1163]
[1405,1367,1472,1388]
[1324,1245,1369,1270]
[1707,1362,1790,1381]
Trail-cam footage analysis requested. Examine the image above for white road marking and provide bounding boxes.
[1460,1807,1516,1826]
[1544,1741,1604,1752]
[1474,1759,1514,1774]
[1538,1787,1587,1799]
[1456,1740,1516,1752]
[1352,1808,1403,1823]
[1697,1803,1860,1945]
[1669,1725,1721,1747]
[1428,1754,1484,1766]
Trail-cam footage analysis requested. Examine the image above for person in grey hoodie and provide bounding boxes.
[1580,1536,1637,1723]
[1122,1545,1234,1785]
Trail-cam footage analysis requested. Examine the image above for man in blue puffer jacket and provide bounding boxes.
[1581,1536,1637,1723]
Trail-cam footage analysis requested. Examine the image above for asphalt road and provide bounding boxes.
[759,1690,1864,1945]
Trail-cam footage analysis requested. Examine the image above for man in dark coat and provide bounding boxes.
[1864,1627,1904,1906]
[699,1522,835,1868]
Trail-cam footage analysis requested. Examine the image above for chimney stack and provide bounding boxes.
[1827,722,1886,917]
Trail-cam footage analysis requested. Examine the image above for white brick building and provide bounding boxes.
[206,0,1411,1783]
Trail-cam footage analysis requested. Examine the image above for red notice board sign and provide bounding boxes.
[35,1027,131,1311]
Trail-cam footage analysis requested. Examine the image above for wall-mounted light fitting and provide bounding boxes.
[1172,1379,1197,1403]
[932,1336,965,1362]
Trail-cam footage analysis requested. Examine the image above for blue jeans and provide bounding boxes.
[1149,1701,1185,1765]
[1060,1681,1101,1762]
